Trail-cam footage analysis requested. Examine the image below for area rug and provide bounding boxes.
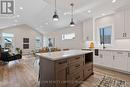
[97,76,126,87]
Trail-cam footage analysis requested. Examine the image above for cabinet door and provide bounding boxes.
[113,51,128,71]
[125,8,130,39]
[114,10,125,39]
[128,53,130,72]
[56,69,67,87]
[93,51,103,66]
[83,18,93,41]
[102,51,113,68]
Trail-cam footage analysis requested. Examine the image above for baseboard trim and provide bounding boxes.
[94,64,130,75]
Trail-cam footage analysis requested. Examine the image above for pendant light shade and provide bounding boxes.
[70,3,75,27]
[53,11,59,21]
[70,19,75,27]
[53,0,59,21]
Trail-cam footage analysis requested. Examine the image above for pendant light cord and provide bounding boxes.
[71,3,74,21]
[55,0,57,12]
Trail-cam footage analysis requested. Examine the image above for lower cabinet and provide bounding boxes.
[67,71,83,87]
[93,50,103,65]
[55,59,67,87]
[83,63,93,79]
[102,51,113,68]
[56,69,67,87]
[113,51,128,71]
[94,50,128,72]
[67,56,84,87]
[56,53,93,87]
[128,53,130,72]
[39,53,93,87]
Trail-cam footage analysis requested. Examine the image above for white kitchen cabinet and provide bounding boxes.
[125,7,130,39]
[94,50,129,72]
[115,7,130,39]
[113,51,128,71]
[93,50,103,65]
[114,9,125,39]
[102,51,113,68]
[83,18,93,41]
[128,52,130,72]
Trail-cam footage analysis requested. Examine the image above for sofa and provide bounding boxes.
[1,52,22,62]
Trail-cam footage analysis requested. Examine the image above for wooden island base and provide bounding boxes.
[37,50,93,87]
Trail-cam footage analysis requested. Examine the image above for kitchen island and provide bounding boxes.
[37,50,93,87]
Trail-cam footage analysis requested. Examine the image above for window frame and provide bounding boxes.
[62,32,76,40]
[99,26,112,45]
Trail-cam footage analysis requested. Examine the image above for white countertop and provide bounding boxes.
[36,50,92,61]
[82,48,130,52]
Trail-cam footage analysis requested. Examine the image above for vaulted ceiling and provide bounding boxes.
[0,0,130,32]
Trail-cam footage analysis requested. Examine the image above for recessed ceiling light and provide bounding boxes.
[45,23,48,25]
[102,13,106,16]
[14,20,18,22]
[88,10,91,13]
[39,26,44,28]
[19,7,23,10]
[112,0,116,3]
[16,15,20,18]
[64,12,71,15]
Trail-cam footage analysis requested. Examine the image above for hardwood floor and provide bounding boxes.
[0,56,130,87]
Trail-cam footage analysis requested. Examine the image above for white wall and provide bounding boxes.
[44,12,130,50]
[0,24,43,54]
[95,14,130,49]
[44,23,83,50]
[95,14,115,48]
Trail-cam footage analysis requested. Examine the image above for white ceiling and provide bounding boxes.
[0,0,130,32]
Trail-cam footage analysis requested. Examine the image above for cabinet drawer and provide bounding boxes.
[85,63,93,69]
[69,61,83,74]
[68,55,83,64]
[55,59,67,72]
[84,68,93,79]
[67,71,83,87]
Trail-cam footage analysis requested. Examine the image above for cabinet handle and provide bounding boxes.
[113,56,115,60]
[128,53,130,57]
[117,52,123,54]
[58,61,67,64]
[75,64,80,68]
[75,57,80,60]
[75,76,80,80]
[66,67,70,75]
[125,33,127,37]
[123,33,124,37]
[100,54,103,58]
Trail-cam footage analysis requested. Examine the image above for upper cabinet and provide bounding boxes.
[125,7,130,39]
[114,9,125,39]
[128,52,130,72]
[83,18,93,41]
[114,7,130,39]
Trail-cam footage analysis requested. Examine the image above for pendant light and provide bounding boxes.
[53,0,59,21]
[70,3,75,27]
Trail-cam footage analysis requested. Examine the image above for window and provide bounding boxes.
[23,38,29,49]
[2,33,14,49]
[62,33,75,40]
[100,26,112,44]
[35,37,41,49]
